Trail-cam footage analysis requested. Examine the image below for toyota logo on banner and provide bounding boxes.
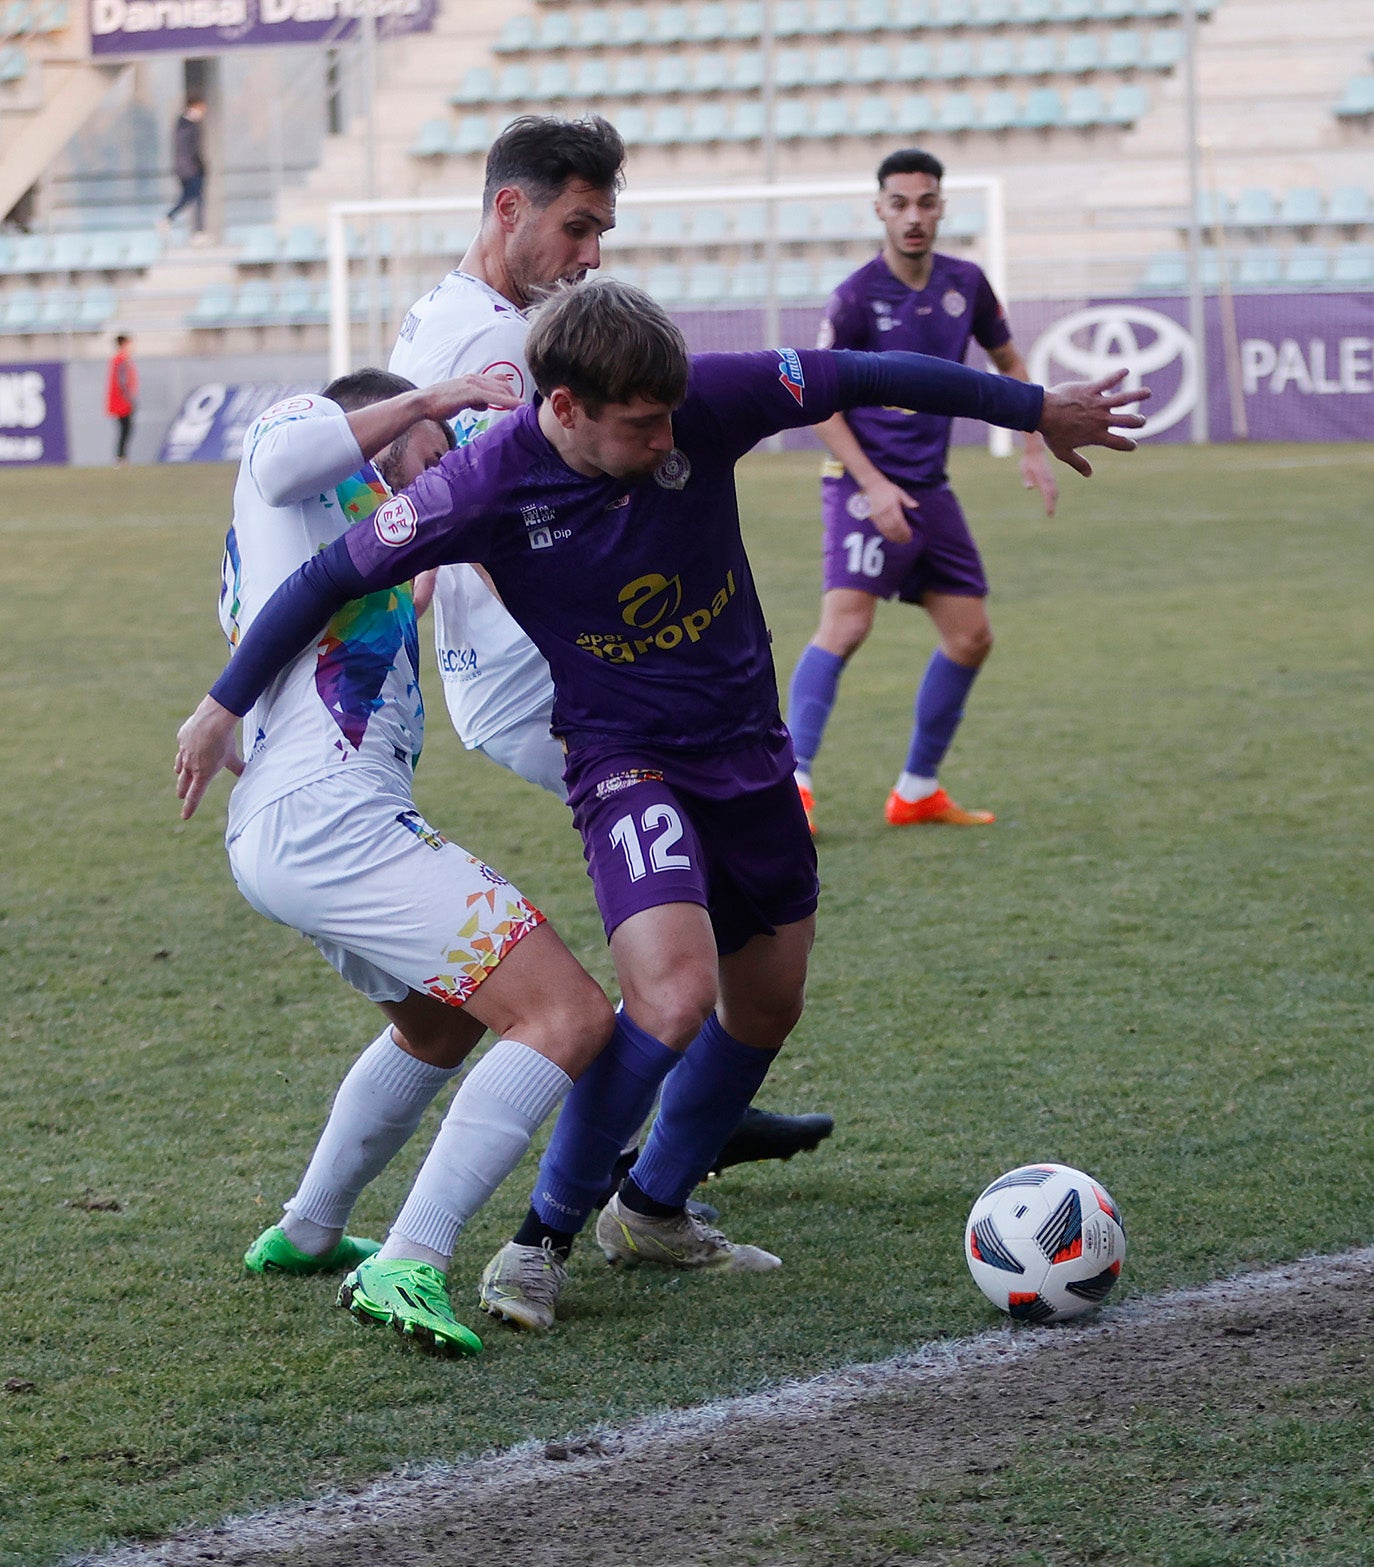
[1028,306,1198,439]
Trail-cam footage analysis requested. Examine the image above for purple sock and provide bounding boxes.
[906,649,981,779]
[786,644,845,772]
[628,1014,778,1210]
[532,1011,679,1234]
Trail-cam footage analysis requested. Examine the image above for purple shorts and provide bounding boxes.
[821,475,988,603]
[564,729,819,956]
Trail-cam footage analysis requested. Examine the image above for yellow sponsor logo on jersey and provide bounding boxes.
[576,570,738,663]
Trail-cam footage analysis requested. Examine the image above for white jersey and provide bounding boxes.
[219,393,424,839]
[389,269,555,750]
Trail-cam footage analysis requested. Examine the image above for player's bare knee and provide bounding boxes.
[947,624,993,666]
[623,971,717,1051]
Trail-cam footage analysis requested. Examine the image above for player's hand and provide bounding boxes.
[1037,370,1150,478]
[175,695,243,821]
[424,372,521,424]
[1020,445,1059,517]
[865,476,920,544]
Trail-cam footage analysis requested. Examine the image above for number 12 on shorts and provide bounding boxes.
[610,805,692,882]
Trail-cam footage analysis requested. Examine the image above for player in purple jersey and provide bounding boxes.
[175,279,1146,1330]
[787,148,1061,834]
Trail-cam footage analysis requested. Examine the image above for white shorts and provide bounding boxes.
[475,710,568,800]
[227,771,545,1007]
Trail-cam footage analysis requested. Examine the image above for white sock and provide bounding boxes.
[379,1039,572,1269]
[894,771,938,804]
[281,1027,462,1255]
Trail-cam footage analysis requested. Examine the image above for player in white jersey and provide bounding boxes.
[176,367,616,1357]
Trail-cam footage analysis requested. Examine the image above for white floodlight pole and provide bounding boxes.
[1182,0,1209,442]
[981,175,1012,458]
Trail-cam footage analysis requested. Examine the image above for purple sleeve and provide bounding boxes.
[830,349,1042,431]
[819,284,869,351]
[971,270,1013,354]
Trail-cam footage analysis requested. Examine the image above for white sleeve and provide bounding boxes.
[244,395,365,508]
[390,312,533,405]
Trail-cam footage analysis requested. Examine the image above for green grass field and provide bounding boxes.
[2,443,1371,1565]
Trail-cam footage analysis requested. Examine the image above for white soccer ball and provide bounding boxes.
[964,1163,1126,1324]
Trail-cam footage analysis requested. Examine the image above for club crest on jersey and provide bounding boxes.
[374,495,418,547]
[653,448,691,490]
[777,348,806,405]
[943,288,968,318]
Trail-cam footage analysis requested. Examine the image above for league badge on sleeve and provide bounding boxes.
[777,348,806,406]
[374,495,418,547]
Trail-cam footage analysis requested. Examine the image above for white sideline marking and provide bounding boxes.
[75,1246,1374,1567]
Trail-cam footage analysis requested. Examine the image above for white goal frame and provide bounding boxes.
[327,174,1010,454]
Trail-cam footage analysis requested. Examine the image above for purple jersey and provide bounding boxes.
[818,252,1012,490]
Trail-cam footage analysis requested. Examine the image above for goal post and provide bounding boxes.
[327,174,1009,452]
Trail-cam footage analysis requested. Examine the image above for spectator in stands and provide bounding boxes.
[106,333,138,466]
[163,95,208,243]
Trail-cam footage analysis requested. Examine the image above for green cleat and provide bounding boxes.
[244,1224,381,1276]
[337,1257,482,1358]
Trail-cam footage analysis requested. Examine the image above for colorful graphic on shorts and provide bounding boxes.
[395,808,446,851]
[422,869,546,1006]
[220,526,244,646]
[315,466,421,751]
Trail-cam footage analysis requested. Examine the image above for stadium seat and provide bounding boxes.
[537,8,573,49]
[651,4,690,44]
[644,205,689,245]
[1100,0,1140,20]
[689,2,730,43]
[725,0,764,40]
[1138,251,1186,291]
[935,92,977,133]
[278,277,324,324]
[853,43,889,83]
[1014,0,1055,22]
[572,57,611,97]
[649,56,689,95]
[410,118,453,158]
[645,264,687,304]
[852,0,893,28]
[1234,247,1281,289]
[1056,0,1094,21]
[614,105,650,144]
[856,94,896,135]
[685,263,729,304]
[491,13,535,53]
[573,8,612,47]
[189,284,234,328]
[1105,82,1149,124]
[895,91,935,132]
[455,114,493,156]
[974,0,1015,24]
[773,0,808,37]
[1141,0,1180,14]
[1193,189,1230,228]
[8,234,50,272]
[1334,75,1374,118]
[933,40,975,81]
[777,258,821,299]
[979,89,1020,130]
[610,56,649,97]
[811,0,850,33]
[281,224,324,264]
[1104,30,1144,72]
[810,96,855,137]
[688,204,732,243]
[0,46,26,83]
[602,207,644,248]
[894,40,933,80]
[48,232,90,270]
[646,104,690,146]
[943,199,985,239]
[933,0,968,26]
[775,200,815,240]
[1,0,33,34]
[774,47,810,89]
[0,236,13,271]
[1145,29,1184,69]
[686,101,730,142]
[1326,185,1372,225]
[1281,247,1329,288]
[774,99,812,139]
[1060,33,1099,74]
[38,287,78,329]
[1019,86,1063,128]
[452,65,493,106]
[1331,244,1374,285]
[77,286,115,327]
[726,99,766,140]
[727,261,769,301]
[1231,188,1277,229]
[85,229,129,269]
[729,201,767,241]
[1277,187,1324,228]
[892,0,933,26]
[232,279,276,325]
[690,53,730,92]
[492,63,534,103]
[977,37,1016,77]
[1,289,41,331]
[534,60,573,99]
[1064,84,1106,126]
[812,45,850,86]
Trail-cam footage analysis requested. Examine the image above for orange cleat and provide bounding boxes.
[796,780,816,835]
[884,786,995,827]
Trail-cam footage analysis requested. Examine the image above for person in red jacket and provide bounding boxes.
[106,334,138,465]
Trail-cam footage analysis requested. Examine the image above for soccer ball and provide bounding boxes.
[964,1163,1126,1324]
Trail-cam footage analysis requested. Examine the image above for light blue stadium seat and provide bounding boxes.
[647,103,690,145]
[1056,0,1094,21]
[646,264,687,304]
[774,98,812,138]
[854,42,890,83]
[1231,187,1276,228]
[775,47,810,89]
[276,278,320,324]
[2,0,34,34]
[604,207,645,247]
[977,37,1016,76]
[731,51,764,90]
[9,234,50,271]
[811,0,850,33]
[1235,247,1281,289]
[1100,0,1139,21]
[812,45,850,86]
[1014,0,1055,21]
[1194,189,1230,227]
[574,8,612,47]
[652,4,690,44]
[1145,29,1184,69]
[233,279,276,324]
[40,0,69,19]
[1138,251,1186,291]
[933,0,970,26]
[348,280,393,320]
[1277,187,1323,227]
[853,0,893,28]
[727,261,769,301]
[615,105,650,144]
[892,1,933,26]
[856,94,895,134]
[649,56,689,94]
[1106,82,1149,123]
[686,263,729,305]
[645,206,689,245]
[821,198,866,238]
[691,53,730,92]
[492,13,535,53]
[725,0,763,40]
[2,289,41,330]
[774,0,809,36]
[1331,244,1374,285]
[979,89,1020,129]
[1104,30,1143,72]
[1020,85,1063,127]
[0,46,26,83]
[689,205,732,243]
[534,60,573,99]
[1064,83,1106,126]
[690,2,730,42]
[234,224,280,264]
[493,63,534,104]
[895,40,933,79]
[410,118,453,158]
[895,91,935,131]
[0,235,13,270]
[78,286,115,328]
[48,232,90,270]
[537,9,573,48]
[974,0,1015,24]
[452,66,493,107]
[1060,34,1099,73]
[611,57,649,96]
[727,99,766,139]
[1335,76,1374,118]
[1141,0,1179,14]
[732,202,770,241]
[38,287,78,329]
[281,224,324,264]
[1281,247,1329,288]
[777,258,821,300]
[942,200,984,238]
[810,96,855,137]
[455,114,493,155]
[86,229,130,269]
[1326,185,1372,225]
[935,91,977,132]
[686,101,731,142]
[189,284,234,328]
[776,200,816,240]
[933,40,975,80]
[573,57,611,97]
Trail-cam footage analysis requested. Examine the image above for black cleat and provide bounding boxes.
[709,1106,835,1175]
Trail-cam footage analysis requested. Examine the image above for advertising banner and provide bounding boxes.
[158,380,315,463]
[0,361,67,466]
[88,0,436,59]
